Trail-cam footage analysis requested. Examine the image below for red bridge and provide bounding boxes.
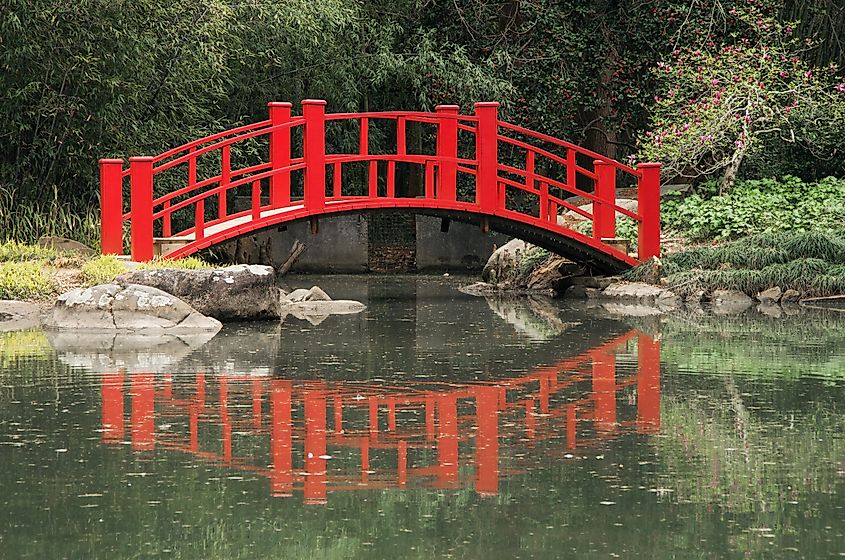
[100,330,660,503]
[99,100,660,273]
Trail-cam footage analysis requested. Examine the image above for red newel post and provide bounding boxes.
[99,158,124,255]
[474,102,499,213]
[436,105,459,201]
[302,99,326,211]
[637,162,661,260]
[593,160,617,240]
[268,102,292,207]
[129,156,154,262]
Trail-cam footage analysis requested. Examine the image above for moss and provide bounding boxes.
[80,255,127,286]
[518,247,551,274]
[0,261,53,300]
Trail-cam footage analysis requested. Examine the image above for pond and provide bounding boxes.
[0,276,843,559]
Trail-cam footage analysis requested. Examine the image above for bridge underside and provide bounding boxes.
[165,203,636,275]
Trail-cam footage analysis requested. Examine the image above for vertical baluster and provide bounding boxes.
[368,161,378,198]
[195,198,205,241]
[333,162,342,198]
[593,160,617,240]
[268,102,292,208]
[162,199,171,237]
[540,182,550,222]
[396,117,406,156]
[99,158,124,255]
[219,145,230,220]
[387,162,396,198]
[637,163,661,260]
[436,105,459,201]
[424,160,434,199]
[302,99,326,211]
[251,180,261,222]
[566,148,576,190]
[129,156,154,262]
[474,102,499,213]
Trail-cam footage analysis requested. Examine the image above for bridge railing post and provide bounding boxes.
[593,161,616,240]
[268,102,292,208]
[302,100,326,211]
[637,162,661,260]
[474,102,499,213]
[99,158,124,255]
[436,105,459,202]
[129,156,154,262]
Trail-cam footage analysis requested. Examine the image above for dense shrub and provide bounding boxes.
[661,176,845,241]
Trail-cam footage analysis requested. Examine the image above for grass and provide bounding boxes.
[626,230,845,297]
[0,240,218,301]
[0,186,101,250]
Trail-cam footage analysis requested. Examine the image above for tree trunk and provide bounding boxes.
[720,146,747,194]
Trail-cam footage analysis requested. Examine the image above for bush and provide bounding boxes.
[80,256,127,286]
[661,176,845,241]
[0,261,53,300]
[0,240,58,262]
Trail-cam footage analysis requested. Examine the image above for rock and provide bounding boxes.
[684,289,706,305]
[710,289,753,315]
[115,265,283,321]
[0,300,47,332]
[279,285,366,322]
[602,282,667,300]
[781,289,801,303]
[756,286,783,304]
[481,239,582,294]
[44,284,222,333]
[569,276,617,290]
[36,236,96,256]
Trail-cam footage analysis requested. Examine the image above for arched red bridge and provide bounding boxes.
[99,100,661,273]
[100,330,660,503]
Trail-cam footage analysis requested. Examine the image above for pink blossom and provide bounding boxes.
[835,83,845,93]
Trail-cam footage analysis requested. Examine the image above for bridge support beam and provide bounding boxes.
[593,161,617,240]
[99,158,124,255]
[637,163,662,260]
[474,102,499,213]
[303,100,327,211]
[129,156,154,262]
[436,105,459,201]
[269,102,292,208]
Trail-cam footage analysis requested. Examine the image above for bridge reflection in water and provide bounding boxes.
[100,330,660,504]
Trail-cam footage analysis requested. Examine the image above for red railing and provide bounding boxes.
[99,100,661,265]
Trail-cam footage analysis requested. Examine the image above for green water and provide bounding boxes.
[0,276,843,559]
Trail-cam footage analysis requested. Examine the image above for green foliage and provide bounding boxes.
[0,261,53,300]
[137,256,213,270]
[80,255,126,286]
[628,230,845,296]
[0,187,100,248]
[661,176,845,240]
[518,246,551,274]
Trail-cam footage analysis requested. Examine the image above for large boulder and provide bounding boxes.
[44,284,222,333]
[0,300,45,332]
[116,265,283,321]
[481,239,582,294]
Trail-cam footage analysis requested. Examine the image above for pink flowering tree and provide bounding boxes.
[639,7,845,192]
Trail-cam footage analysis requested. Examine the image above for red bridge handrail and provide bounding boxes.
[98,99,661,267]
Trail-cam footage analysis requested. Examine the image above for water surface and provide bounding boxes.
[1,276,843,559]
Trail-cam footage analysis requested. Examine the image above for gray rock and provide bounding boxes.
[116,264,283,321]
[757,303,783,318]
[602,282,679,311]
[37,236,96,256]
[756,286,783,304]
[711,289,753,314]
[286,288,311,302]
[781,289,801,303]
[304,286,331,301]
[44,284,221,333]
